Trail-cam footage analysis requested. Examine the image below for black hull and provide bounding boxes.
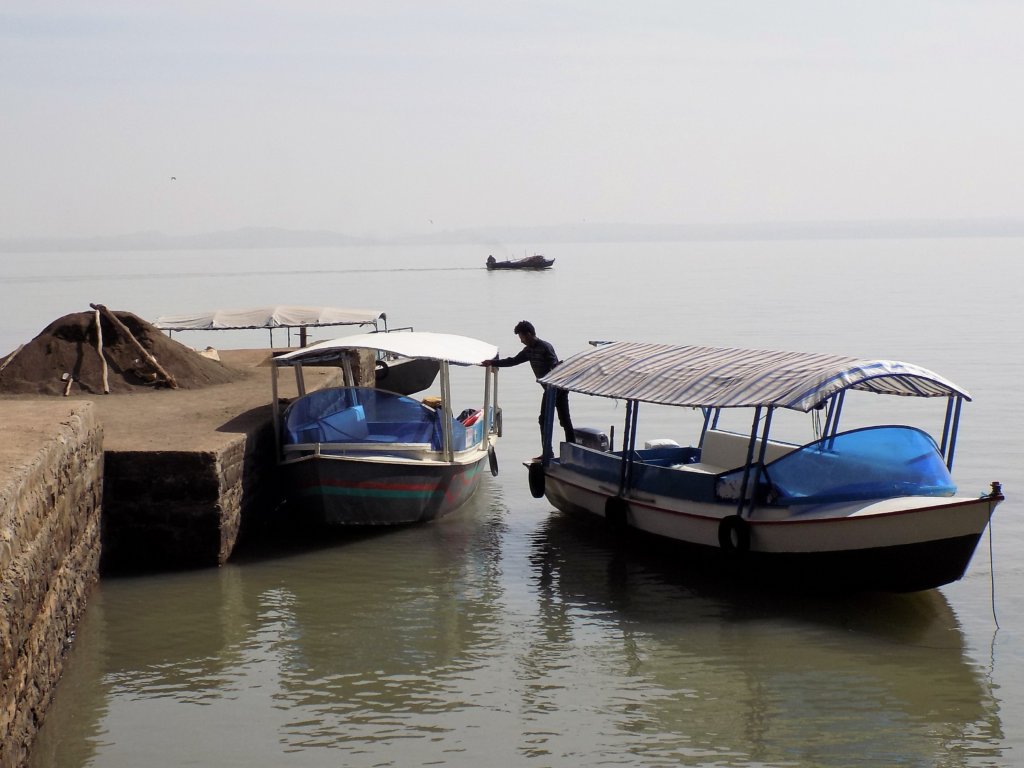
[486,257,554,270]
[546,489,990,594]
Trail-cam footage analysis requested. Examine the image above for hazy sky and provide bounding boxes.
[3,1,1022,239]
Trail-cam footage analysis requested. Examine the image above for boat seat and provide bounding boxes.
[675,462,719,475]
[698,429,795,471]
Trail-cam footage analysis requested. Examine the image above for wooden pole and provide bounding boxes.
[94,307,110,393]
[0,344,24,376]
[90,304,178,389]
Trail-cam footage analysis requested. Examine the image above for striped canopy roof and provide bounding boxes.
[539,342,970,412]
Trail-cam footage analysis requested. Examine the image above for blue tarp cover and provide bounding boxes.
[763,426,956,505]
[283,387,482,450]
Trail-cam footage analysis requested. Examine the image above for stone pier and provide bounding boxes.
[88,349,338,572]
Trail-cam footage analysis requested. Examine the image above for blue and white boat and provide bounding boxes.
[531,341,1004,593]
[271,332,501,526]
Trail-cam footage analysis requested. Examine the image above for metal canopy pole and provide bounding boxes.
[617,400,640,495]
[617,400,635,496]
[946,396,963,471]
[493,368,502,436]
[441,361,454,461]
[940,395,954,459]
[625,401,640,491]
[827,390,846,449]
[755,408,774,466]
[748,407,775,517]
[482,365,492,442]
[735,406,763,518]
[822,394,837,437]
[271,362,282,460]
[698,407,713,448]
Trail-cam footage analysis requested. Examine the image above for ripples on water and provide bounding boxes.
[17,241,1022,767]
[34,502,1005,767]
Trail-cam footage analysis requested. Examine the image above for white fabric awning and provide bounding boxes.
[539,341,970,412]
[274,332,498,367]
[154,306,385,330]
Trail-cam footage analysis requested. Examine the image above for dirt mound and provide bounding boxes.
[0,308,244,395]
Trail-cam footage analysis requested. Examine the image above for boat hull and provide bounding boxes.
[543,462,1000,593]
[286,452,487,526]
[486,257,554,270]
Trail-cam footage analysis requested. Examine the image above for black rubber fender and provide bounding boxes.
[605,496,629,532]
[488,446,499,477]
[374,360,389,380]
[718,515,751,553]
[528,461,545,498]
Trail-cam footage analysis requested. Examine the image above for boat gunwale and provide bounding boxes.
[281,441,493,465]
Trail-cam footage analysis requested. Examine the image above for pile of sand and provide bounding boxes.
[0,308,243,395]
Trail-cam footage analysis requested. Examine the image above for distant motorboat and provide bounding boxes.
[486,254,554,270]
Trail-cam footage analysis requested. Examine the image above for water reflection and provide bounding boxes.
[33,497,515,766]
[262,512,511,751]
[30,493,1005,767]
[527,511,1004,766]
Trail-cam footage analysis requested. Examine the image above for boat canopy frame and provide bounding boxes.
[539,341,970,517]
[155,305,389,348]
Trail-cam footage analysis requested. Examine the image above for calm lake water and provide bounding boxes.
[6,239,1024,767]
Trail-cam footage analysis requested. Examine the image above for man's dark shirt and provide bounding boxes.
[490,339,560,380]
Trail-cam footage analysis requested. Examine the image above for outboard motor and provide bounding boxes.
[574,427,610,451]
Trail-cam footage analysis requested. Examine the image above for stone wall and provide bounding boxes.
[100,411,279,572]
[0,402,103,768]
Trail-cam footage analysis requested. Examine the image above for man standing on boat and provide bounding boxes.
[484,320,575,459]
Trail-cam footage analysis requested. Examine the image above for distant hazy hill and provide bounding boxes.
[0,226,373,253]
[3,219,1023,252]
[399,218,1024,244]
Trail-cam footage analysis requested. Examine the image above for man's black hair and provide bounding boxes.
[514,320,535,336]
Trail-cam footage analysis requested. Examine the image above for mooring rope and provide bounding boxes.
[989,517,999,629]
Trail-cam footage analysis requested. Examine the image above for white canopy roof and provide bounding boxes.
[539,341,970,412]
[154,306,385,331]
[274,331,498,367]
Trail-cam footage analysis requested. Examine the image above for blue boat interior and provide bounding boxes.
[283,386,484,451]
[557,425,956,507]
